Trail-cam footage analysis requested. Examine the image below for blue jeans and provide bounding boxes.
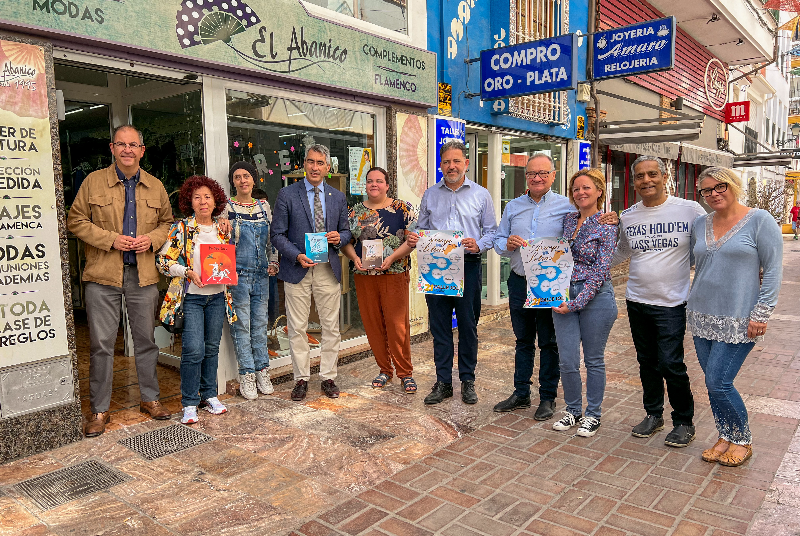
[507,272,560,400]
[552,281,617,419]
[181,292,226,407]
[230,272,270,374]
[693,336,755,445]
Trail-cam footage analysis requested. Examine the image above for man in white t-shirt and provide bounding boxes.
[613,155,706,448]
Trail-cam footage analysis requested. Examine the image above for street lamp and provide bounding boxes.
[776,123,800,147]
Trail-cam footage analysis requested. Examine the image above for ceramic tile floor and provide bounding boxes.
[2,241,800,535]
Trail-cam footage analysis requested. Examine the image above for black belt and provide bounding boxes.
[124,263,137,267]
[464,254,481,263]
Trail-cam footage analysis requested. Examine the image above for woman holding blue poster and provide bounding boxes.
[551,168,617,438]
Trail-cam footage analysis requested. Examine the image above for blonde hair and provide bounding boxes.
[568,168,606,210]
[697,167,744,199]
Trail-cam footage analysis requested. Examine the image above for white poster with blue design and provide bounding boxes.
[520,238,573,308]
[416,230,464,296]
[434,117,465,183]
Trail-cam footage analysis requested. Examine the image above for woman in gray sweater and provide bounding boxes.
[688,167,783,467]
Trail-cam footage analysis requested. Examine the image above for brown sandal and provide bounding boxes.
[701,438,731,463]
[718,444,752,467]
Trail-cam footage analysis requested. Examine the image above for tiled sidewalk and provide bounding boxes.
[1,240,799,536]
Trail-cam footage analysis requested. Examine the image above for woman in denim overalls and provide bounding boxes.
[227,162,279,400]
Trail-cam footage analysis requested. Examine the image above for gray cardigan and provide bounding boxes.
[687,208,783,343]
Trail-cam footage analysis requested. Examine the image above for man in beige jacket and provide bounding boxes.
[67,125,174,437]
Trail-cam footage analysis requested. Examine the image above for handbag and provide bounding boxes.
[162,221,189,334]
[267,315,286,351]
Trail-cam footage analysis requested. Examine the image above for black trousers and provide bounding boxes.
[426,257,481,384]
[627,300,694,426]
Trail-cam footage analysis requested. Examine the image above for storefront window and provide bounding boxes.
[226,90,376,351]
[304,0,408,34]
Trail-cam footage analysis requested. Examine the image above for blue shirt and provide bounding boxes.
[304,178,327,231]
[116,166,140,265]
[417,178,497,252]
[493,190,573,276]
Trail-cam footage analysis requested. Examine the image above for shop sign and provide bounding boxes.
[576,115,585,140]
[479,33,578,100]
[724,101,750,124]
[1,0,437,106]
[438,83,452,117]
[434,116,466,183]
[578,141,592,169]
[592,17,676,80]
[502,140,510,165]
[0,356,74,418]
[489,98,510,115]
[0,39,69,369]
[705,59,729,112]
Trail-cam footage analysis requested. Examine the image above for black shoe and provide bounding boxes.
[291,380,308,401]
[461,381,478,404]
[424,382,453,405]
[631,415,665,438]
[664,424,696,448]
[533,399,556,421]
[321,379,340,399]
[493,394,531,413]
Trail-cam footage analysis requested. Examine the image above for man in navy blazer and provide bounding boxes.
[271,144,352,401]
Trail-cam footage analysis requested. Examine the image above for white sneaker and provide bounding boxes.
[552,411,581,431]
[181,406,198,424]
[577,416,601,437]
[239,373,258,400]
[255,368,274,395]
[200,397,227,415]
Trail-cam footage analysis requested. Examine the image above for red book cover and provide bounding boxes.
[199,244,237,285]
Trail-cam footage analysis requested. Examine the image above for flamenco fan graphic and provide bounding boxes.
[0,41,48,120]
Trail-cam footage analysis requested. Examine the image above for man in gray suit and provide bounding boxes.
[271,144,352,401]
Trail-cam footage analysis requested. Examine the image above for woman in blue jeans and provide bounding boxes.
[551,168,618,437]
[158,176,236,424]
[227,162,279,400]
[688,167,782,467]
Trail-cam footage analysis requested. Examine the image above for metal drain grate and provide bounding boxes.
[14,460,131,510]
[118,423,213,460]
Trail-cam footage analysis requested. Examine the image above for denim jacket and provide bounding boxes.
[227,200,279,275]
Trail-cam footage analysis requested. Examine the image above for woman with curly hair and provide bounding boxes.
[341,167,419,393]
[157,176,236,424]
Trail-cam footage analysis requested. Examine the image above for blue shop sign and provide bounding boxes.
[480,34,578,100]
[578,142,592,170]
[434,116,466,183]
[592,17,676,80]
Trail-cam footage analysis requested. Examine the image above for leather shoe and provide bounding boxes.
[291,380,308,401]
[84,412,110,437]
[631,415,665,438]
[321,379,340,398]
[140,400,171,420]
[494,394,531,413]
[664,424,695,448]
[424,382,453,405]
[533,399,556,421]
[461,381,478,404]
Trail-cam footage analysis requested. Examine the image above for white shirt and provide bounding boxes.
[169,224,225,295]
[613,196,706,307]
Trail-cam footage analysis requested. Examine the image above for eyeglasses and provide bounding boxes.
[525,170,554,178]
[113,141,143,150]
[698,183,728,197]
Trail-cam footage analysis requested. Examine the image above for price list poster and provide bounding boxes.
[0,38,69,368]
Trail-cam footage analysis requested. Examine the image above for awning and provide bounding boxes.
[609,142,735,168]
[599,121,702,147]
[733,155,794,168]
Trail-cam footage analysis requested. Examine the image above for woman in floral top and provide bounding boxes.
[550,168,618,438]
[342,167,419,393]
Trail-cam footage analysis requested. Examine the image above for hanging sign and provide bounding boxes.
[434,116,466,183]
[480,33,579,100]
[438,83,452,117]
[578,141,592,170]
[592,17,676,80]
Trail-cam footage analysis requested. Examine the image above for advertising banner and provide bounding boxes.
[480,34,578,100]
[592,17,676,80]
[520,238,573,308]
[0,0,436,106]
[434,116,465,183]
[416,230,464,297]
[0,39,69,368]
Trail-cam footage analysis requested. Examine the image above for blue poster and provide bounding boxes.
[480,34,578,100]
[305,232,329,263]
[579,142,592,170]
[435,116,466,183]
[592,17,676,80]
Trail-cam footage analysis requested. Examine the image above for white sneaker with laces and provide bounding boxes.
[201,397,227,415]
[239,373,258,400]
[577,416,601,437]
[181,406,198,424]
[552,411,581,431]
[255,368,274,395]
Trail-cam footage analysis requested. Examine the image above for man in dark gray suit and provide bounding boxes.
[271,144,352,401]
